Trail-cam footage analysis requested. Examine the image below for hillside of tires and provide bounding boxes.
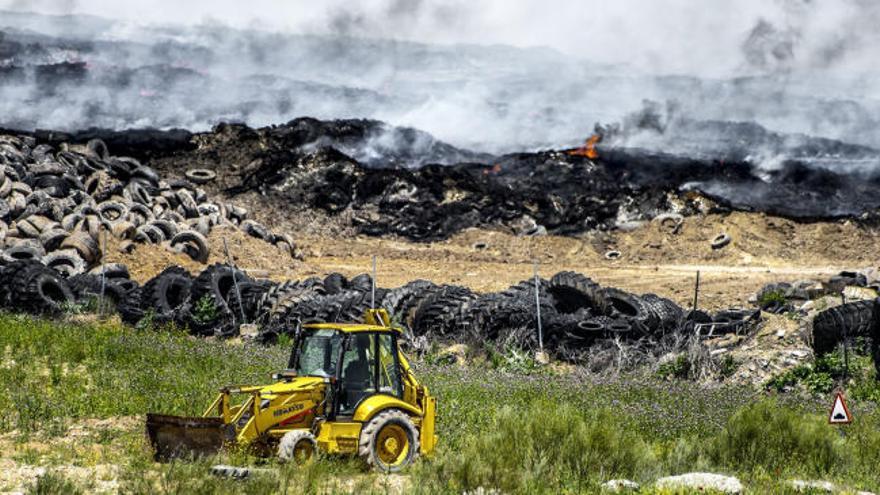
[1,128,879,376]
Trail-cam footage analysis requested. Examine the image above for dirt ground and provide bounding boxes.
[107,209,878,311]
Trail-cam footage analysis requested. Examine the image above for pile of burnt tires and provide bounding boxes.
[811,300,880,373]
[0,252,761,362]
[0,259,134,315]
[253,270,691,357]
[0,134,296,277]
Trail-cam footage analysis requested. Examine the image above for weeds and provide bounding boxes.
[766,348,879,397]
[417,402,655,494]
[28,472,83,495]
[657,354,692,379]
[2,313,880,493]
[758,289,787,308]
[192,294,219,324]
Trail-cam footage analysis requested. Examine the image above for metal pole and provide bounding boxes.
[371,255,377,308]
[223,237,247,324]
[692,270,701,312]
[98,228,107,317]
[842,291,849,382]
[534,262,543,350]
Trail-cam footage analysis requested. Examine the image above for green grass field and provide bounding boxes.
[1,312,879,494]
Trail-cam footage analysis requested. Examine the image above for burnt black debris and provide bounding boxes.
[11,117,880,242]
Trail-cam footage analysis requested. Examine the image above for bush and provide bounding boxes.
[758,289,787,308]
[766,349,879,397]
[657,354,692,379]
[418,401,655,494]
[192,294,218,324]
[29,472,83,495]
[709,399,844,475]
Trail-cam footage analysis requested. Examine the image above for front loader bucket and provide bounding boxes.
[146,413,236,461]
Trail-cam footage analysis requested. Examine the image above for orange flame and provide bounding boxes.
[568,134,601,159]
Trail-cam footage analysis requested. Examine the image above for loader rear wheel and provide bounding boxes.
[278,430,317,463]
[358,409,419,472]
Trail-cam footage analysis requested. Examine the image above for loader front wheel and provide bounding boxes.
[358,409,419,472]
[278,430,317,463]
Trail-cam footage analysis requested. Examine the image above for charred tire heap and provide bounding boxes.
[812,300,880,372]
[0,258,760,361]
[0,134,299,280]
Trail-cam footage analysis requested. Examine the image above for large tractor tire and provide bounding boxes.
[412,285,476,337]
[10,264,75,314]
[322,272,348,295]
[548,271,607,314]
[0,260,44,306]
[358,409,419,473]
[226,279,274,322]
[278,430,318,463]
[812,300,876,357]
[641,293,684,333]
[382,280,439,327]
[142,266,193,323]
[118,287,146,325]
[187,263,250,333]
[599,288,657,334]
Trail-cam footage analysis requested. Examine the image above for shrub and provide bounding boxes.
[657,354,692,379]
[766,349,879,397]
[29,472,83,495]
[709,399,843,475]
[758,289,787,308]
[418,401,655,494]
[192,294,218,324]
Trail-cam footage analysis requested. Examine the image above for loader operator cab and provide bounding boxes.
[147,309,437,472]
[289,321,404,417]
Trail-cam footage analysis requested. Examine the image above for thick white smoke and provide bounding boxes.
[1,0,879,156]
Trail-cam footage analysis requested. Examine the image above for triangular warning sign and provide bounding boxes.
[828,392,852,424]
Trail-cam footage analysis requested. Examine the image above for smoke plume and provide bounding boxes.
[0,0,879,161]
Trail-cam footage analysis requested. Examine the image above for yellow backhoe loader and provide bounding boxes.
[146,309,437,472]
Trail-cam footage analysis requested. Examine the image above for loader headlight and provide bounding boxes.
[260,399,270,410]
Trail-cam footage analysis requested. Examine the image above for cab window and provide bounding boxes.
[339,333,377,414]
[338,332,403,414]
[378,333,402,398]
[293,330,342,378]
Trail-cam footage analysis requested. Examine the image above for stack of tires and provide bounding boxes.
[0,134,298,281]
[812,300,879,374]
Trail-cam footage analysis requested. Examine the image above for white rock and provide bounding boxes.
[602,479,639,492]
[788,479,835,492]
[462,488,502,495]
[656,473,743,494]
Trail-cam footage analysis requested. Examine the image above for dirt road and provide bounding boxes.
[105,210,871,311]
